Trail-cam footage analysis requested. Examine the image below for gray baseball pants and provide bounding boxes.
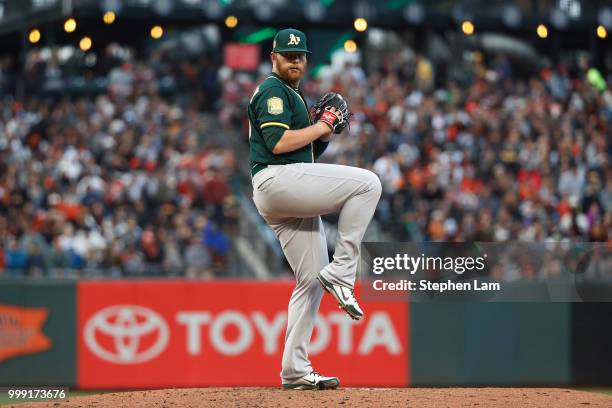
[251,162,382,382]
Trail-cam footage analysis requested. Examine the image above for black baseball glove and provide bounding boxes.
[310,92,352,134]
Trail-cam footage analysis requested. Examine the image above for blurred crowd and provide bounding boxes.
[220,50,611,245]
[1,42,220,110]
[1,37,610,280]
[0,46,237,278]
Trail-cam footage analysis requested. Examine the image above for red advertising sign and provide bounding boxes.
[77,281,408,389]
[224,43,260,70]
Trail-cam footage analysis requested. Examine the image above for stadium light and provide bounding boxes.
[103,11,116,24]
[225,15,238,28]
[64,18,77,33]
[344,39,357,53]
[354,18,368,32]
[28,29,41,44]
[80,36,92,51]
[150,25,164,39]
[597,25,608,39]
[462,20,475,35]
[536,24,548,38]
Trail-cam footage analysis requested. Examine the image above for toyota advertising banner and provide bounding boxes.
[76,281,409,389]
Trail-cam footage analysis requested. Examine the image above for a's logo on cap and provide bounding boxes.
[288,33,301,45]
[273,39,277,49]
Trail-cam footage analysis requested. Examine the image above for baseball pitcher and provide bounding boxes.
[248,28,382,390]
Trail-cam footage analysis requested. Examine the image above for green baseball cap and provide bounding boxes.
[272,28,310,54]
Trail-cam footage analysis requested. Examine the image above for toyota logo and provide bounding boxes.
[84,305,169,364]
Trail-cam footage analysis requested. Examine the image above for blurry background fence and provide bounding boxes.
[4,280,612,387]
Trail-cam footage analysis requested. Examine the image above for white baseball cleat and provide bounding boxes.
[282,371,340,390]
[317,272,364,320]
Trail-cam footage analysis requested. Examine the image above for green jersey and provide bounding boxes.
[248,72,328,177]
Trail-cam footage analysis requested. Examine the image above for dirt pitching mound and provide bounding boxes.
[18,387,612,408]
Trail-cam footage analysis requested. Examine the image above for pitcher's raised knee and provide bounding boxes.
[364,170,382,199]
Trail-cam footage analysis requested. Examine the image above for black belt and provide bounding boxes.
[251,163,269,177]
